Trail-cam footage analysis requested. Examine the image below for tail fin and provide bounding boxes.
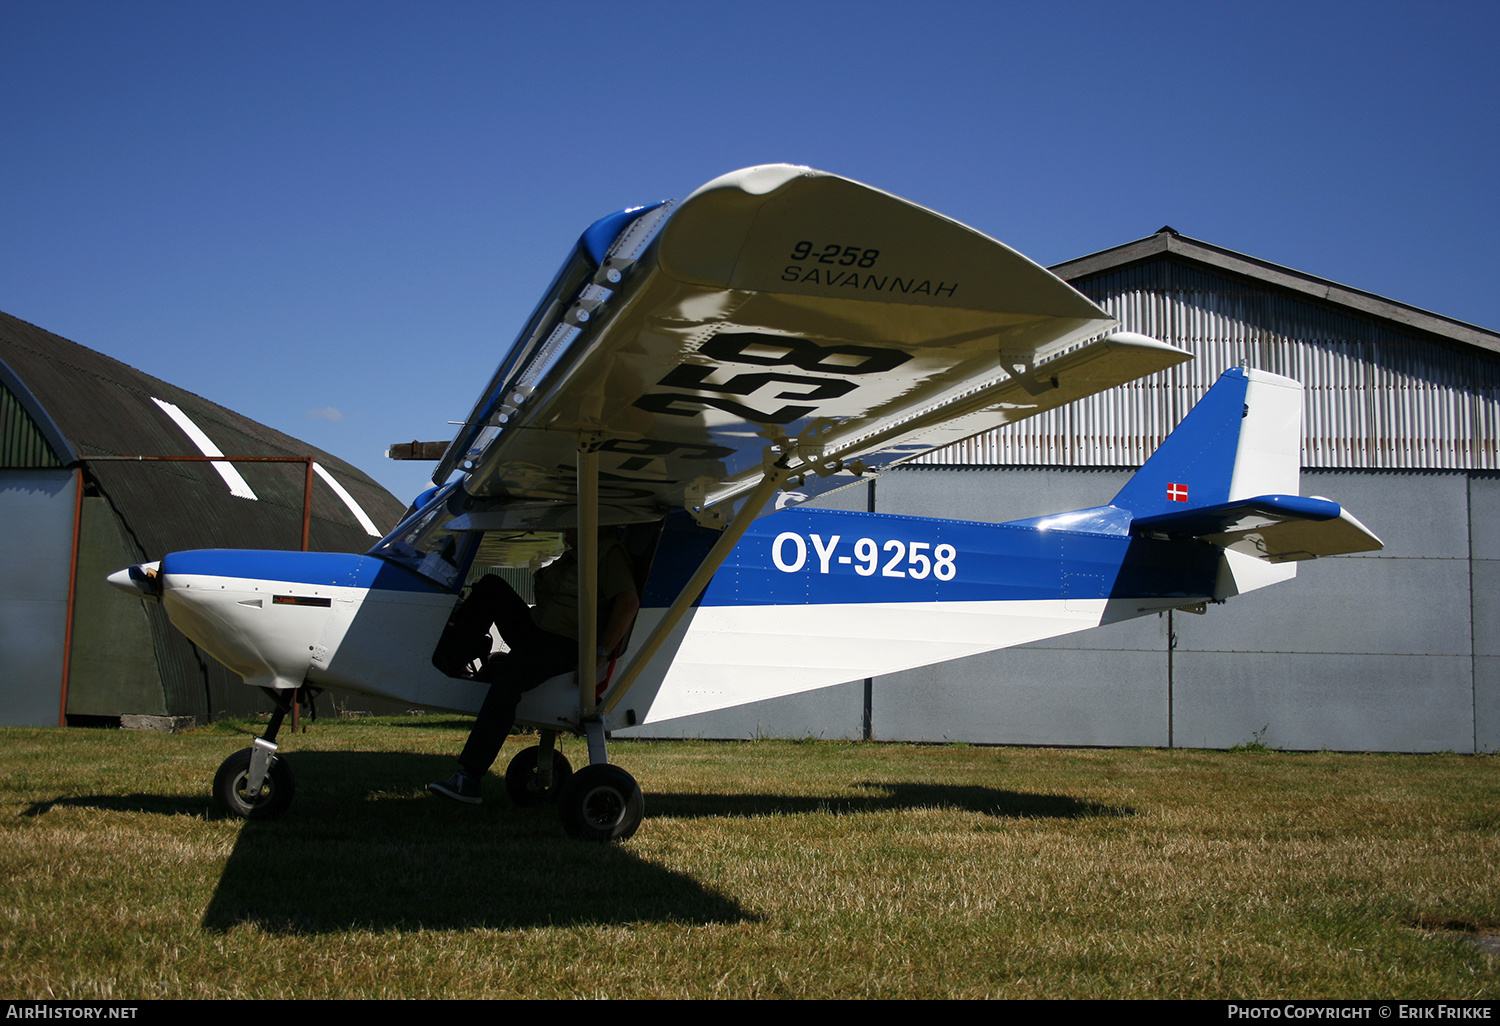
[1111,367,1302,519]
[1112,368,1380,594]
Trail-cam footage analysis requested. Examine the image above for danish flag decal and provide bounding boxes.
[1167,483,1189,503]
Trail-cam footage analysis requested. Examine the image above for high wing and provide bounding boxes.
[433,165,1190,530]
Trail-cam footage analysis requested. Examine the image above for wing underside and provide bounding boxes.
[431,165,1189,531]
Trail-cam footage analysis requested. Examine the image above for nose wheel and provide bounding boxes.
[211,687,300,819]
[213,747,295,819]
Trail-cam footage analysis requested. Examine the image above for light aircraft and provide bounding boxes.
[108,165,1382,841]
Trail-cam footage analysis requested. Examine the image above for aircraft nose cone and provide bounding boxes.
[107,561,162,601]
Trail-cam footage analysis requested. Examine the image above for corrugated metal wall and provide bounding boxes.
[1,378,64,469]
[915,260,1500,470]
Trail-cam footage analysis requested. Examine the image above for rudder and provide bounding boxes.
[1111,368,1302,519]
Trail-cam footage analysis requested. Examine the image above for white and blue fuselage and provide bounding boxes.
[114,369,1380,735]
[136,504,1216,730]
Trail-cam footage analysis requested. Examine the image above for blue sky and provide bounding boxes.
[3,1,1496,504]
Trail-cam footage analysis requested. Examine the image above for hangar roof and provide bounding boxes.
[0,309,405,559]
[1051,226,1500,357]
[908,228,1500,470]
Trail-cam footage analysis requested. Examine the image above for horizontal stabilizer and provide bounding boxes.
[1132,494,1384,563]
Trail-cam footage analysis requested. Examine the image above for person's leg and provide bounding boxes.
[432,575,531,677]
[430,629,577,804]
[457,674,525,777]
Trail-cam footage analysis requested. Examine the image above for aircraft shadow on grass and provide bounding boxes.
[644,782,1134,822]
[25,749,1131,935]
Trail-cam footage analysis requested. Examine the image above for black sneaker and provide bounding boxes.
[428,769,481,805]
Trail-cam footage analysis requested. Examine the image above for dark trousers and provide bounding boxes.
[444,576,577,776]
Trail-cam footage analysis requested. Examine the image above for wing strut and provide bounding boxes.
[576,443,600,723]
[601,457,794,717]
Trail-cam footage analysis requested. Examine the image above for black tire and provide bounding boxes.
[504,746,574,807]
[212,747,295,819]
[559,764,643,842]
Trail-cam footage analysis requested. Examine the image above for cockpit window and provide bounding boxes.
[367,482,481,590]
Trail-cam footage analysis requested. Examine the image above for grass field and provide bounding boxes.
[1,717,1496,999]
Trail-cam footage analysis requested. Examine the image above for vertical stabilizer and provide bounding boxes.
[1111,367,1305,598]
[1225,371,1303,502]
[1111,368,1303,519]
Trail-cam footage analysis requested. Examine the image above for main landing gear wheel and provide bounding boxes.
[559,764,644,842]
[212,747,295,819]
[504,746,574,807]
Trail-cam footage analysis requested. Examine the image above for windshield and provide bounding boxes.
[366,481,482,590]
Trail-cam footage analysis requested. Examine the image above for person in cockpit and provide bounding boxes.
[428,528,638,805]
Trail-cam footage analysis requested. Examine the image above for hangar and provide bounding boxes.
[0,310,406,727]
[621,228,1500,753]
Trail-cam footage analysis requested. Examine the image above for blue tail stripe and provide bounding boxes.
[641,507,1220,608]
[1111,367,1249,518]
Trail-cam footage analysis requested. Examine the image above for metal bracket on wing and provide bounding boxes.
[592,256,634,287]
[684,479,727,530]
[787,419,846,479]
[687,421,846,526]
[600,447,798,717]
[999,350,1060,397]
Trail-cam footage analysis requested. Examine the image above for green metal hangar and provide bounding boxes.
[0,310,406,727]
[622,229,1500,753]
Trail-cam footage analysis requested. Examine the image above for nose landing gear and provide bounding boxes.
[211,687,307,820]
[213,744,295,819]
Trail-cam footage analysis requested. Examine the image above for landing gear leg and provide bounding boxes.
[212,687,298,819]
[504,731,574,807]
[558,719,643,842]
[560,449,642,842]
